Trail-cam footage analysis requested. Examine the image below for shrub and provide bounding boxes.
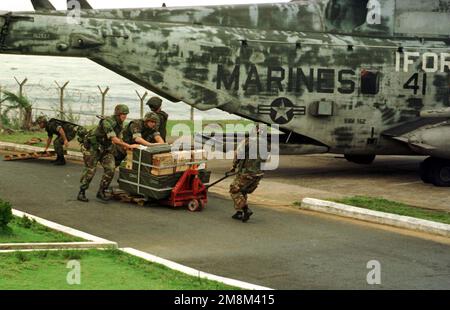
[0,199,13,228]
[15,251,29,263]
[18,215,33,229]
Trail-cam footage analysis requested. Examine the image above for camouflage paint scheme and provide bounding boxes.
[0,0,449,160]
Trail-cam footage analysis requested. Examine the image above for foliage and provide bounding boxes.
[1,91,33,130]
[0,216,83,243]
[17,215,35,229]
[0,199,13,228]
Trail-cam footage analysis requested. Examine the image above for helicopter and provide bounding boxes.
[0,0,449,185]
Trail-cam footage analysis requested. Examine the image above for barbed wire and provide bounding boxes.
[0,78,243,125]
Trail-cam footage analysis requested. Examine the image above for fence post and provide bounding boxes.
[135,90,148,119]
[14,77,28,123]
[0,85,3,115]
[0,85,3,128]
[190,106,195,121]
[55,81,69,120]
[98,86,110,117]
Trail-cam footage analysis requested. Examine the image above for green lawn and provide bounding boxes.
[0,249,239,290]
[332,196,450,225]
[0,216,84,243]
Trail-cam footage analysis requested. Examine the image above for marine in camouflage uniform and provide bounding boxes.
[146,96,169,141]
[36,116,83,166]
[229,134,265,223]
[114,112,165,167]
[77,104,139,203]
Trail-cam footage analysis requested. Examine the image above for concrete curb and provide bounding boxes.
[121,248,273,291]
[12,209,115,244]
[300,198,450,238]
[0,142,83,161]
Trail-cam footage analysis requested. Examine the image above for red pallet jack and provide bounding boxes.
[160,166,236,212]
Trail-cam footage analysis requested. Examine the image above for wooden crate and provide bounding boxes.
[127,149,209,176]
[125,150,134,170]
[173,150,191,172]
[151,153,176,176]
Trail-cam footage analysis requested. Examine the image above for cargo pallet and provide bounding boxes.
[3,151,63,161]
[110,190,148,207]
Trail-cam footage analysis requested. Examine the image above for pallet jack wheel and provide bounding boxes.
[199,200,206,211]
[187,199,200,212]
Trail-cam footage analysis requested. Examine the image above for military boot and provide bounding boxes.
[232,211,243,220]
[242,206,253,223]
[96,188,110,202]
[54,157,66,166]
[77,189,89,202]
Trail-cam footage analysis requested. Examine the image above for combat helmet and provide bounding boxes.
[36,115,48,124]
[114,104,130,115]
[144,112,160,127]
[146,97,162,111]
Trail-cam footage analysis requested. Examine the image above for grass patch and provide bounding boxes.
[332,196,450,225]
[0,216,84,243]
[0,131,48,148]
[0,249,239,290]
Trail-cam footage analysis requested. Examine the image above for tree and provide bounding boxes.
[1,91,33,130]
[0,97,7,129]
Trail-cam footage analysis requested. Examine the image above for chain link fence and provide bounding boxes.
[0,77,198,127]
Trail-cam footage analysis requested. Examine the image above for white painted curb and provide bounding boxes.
[300,198,450,238]
[0,142,83,161]
[121,248,273,291]
[12,209,117,246]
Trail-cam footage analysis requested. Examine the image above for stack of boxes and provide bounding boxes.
[118,144,210,200]
[151,149,207,175]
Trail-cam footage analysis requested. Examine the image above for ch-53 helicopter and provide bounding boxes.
[0,0,449,185]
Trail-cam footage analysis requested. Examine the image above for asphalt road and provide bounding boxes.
[1,157,449,289]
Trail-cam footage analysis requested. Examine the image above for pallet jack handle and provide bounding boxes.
[206,171,237,189]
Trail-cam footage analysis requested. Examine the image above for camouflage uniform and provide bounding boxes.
[80,115,124,192]
[45,118,79,159]
[229,137,264,221]
[155,110,168,141]
[147,97,169,141]
[114,117,161,166]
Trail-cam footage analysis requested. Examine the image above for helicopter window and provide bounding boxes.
[361,70,380,95]
[325,0,369,32]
